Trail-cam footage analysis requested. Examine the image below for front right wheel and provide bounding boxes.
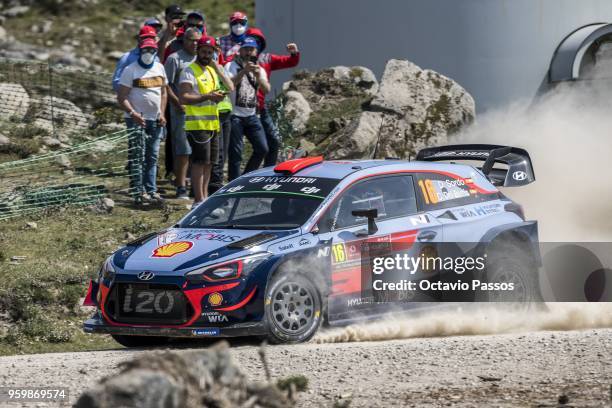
[264,273,323,344]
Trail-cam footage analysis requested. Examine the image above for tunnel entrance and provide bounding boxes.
[549,23,612,83]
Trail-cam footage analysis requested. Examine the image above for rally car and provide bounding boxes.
[83,144,540,346]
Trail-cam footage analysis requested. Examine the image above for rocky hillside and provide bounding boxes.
[279,59,475,159]
[0,0,254,71]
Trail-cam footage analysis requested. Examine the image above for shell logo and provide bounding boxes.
[152,241,193,258]
[208,292,223,306]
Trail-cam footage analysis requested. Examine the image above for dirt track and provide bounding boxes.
[0,327,610,407]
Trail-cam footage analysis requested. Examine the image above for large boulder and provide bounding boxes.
[0,83,30,121]
[36,96,90,130]
[284,91,312,132]
[325,59,475,159]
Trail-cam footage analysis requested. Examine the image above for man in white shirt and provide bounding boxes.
[117,37,167,203]
[224,37,270,181]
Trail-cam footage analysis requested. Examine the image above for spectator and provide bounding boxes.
[185,10,206,34]
[158,4,186,61]
[225,37,271,181]
[208,64,233,195]
[117,38,167,203]
[162,27,184,64]
[163,9,207,63]
[218,11,248,61]
[179,36,234,207]
[164,27,201,199]
[143,17,163,33]
[248,27,300,166]
[112,25,159,92]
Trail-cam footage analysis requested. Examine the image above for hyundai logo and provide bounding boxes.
[137,271,155,281]
[512,171,527,181]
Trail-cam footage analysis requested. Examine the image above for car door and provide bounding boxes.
[315,174,444,324]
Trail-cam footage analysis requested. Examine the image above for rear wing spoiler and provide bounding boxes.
[416,144,535,187]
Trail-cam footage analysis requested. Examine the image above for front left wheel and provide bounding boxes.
[264,273,323,344]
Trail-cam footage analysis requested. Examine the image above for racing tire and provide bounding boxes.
[264,273,323,344]
[111,334,169,348]
[477,240,543,304]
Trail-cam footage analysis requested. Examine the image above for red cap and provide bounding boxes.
[198,35,216,48]
[229,11,247,22]
[139,38,158,49]
[245,27,266,52]
[138,25,157,38]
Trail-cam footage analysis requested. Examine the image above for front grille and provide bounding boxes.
[105,283,194,325]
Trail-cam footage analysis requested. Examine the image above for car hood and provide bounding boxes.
[121,228,294,274]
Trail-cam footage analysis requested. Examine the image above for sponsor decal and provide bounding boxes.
[137,271,155,281]
[152,241,193,258]
[317,247,331,257]
[409,214,430,226]
[278,243,294,251]
[192,328,220,336]
[432,151,489,158]
[299,238,311,246]
[512,170,527,181]
[159,231,240,244]
[202,311,229,323]
[208,292,223,306]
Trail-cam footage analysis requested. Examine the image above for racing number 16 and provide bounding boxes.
[418,179,439,205]
[332,243,346,263]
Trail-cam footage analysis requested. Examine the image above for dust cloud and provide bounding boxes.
[314,303,612,343]
[453,52,612,241]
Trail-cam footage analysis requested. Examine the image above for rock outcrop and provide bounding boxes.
[280,59,475,160]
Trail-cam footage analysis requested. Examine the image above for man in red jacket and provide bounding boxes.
[246,27,300,167]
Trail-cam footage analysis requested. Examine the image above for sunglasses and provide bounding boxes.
[232,19,247,26]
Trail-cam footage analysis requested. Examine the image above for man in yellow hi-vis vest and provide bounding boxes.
[178,36,234,208]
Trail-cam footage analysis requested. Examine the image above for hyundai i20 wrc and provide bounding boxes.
[83,144,541,346]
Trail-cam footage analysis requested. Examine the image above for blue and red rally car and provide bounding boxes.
[83,144,540,346]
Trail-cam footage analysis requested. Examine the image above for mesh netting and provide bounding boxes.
[0,128,157,220]
[0,57,121,136]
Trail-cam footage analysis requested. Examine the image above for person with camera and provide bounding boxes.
[225,37,271,181]
[178,36,234,208]
[117,38,167,204]
[158,4,186,63]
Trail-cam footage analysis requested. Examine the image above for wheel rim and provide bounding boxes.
[271,281,316,335]
[490,266,527,302]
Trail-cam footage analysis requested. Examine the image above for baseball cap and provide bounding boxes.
[139,38,158,49]
[230,11,247,23]
[138,25,157,38]
[241,37,258,49]
[198,35,216,48]
[144,17,162,29]
[165,4,185,17]
[187,10,205,21]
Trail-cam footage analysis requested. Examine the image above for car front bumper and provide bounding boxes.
[83,315,267,338]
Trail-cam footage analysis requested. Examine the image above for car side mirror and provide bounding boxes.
[352,209,378,236]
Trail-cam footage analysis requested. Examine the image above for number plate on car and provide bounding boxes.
[117,283,186,322]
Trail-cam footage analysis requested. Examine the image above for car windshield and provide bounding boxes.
[179,176,340,229]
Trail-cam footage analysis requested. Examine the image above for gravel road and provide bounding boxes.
[0,327,610,407]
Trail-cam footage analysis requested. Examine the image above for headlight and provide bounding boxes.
[186,252,272,283]
[98,257,116,282]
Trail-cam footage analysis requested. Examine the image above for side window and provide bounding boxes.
[320,175,418,232]
[415,173,488,210]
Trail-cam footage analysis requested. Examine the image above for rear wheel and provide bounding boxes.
[264,274,323,344]
[477,240,543,305]
[111,334,169,348]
